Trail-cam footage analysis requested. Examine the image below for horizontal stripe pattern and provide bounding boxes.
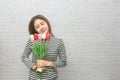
[21,36,67,80]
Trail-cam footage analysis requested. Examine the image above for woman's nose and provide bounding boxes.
[40,26,43,29]
[40,26,44,31]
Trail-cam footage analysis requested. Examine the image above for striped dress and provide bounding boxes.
[21,36,67,80]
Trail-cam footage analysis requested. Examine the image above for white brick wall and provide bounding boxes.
[0,0,120,80]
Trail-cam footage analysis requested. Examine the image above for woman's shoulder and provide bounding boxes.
[51,36,63,41]
[26,37,33,45]
[51,36,64,44]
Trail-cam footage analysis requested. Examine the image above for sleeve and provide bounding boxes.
[21,38,35,69]
[52,39,67,68]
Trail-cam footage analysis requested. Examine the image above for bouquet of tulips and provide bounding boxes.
[29,33,51,80]
[30,33,51,70]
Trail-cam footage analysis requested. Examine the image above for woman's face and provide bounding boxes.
[34,19,49,34]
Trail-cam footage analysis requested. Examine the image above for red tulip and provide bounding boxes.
[34,34,38,40]
[46,34,51,40]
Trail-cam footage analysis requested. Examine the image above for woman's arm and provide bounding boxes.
[52,39,67,68]
[21,38,35,69]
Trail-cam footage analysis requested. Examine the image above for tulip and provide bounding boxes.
[46,34,51,40]
[38,34,42,40]
[42,33,46,39]
[30,34,34,40]
[34,34,38,40]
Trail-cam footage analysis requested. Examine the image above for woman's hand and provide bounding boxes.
[36,60,54,67]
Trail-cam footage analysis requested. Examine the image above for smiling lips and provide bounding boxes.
[40,28,46,33]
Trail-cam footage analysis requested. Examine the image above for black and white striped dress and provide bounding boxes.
[21,36,67,80]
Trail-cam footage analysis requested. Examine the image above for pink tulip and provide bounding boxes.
[38,34,42,40]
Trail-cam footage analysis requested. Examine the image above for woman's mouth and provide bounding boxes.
[40,30,46,34]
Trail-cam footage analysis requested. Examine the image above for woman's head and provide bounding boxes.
[28,15,54,36]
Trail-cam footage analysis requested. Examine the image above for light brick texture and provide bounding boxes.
[0,0,120,80]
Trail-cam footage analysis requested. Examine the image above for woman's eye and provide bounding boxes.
[40,22,44,25]
[35,26,39,29]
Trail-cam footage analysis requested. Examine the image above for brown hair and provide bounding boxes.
[28,15,54,36]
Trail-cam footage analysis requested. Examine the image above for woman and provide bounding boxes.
[21,15,67,80]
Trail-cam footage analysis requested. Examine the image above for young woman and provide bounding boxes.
[21,15,67,80]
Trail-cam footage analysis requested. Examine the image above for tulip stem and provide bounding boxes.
[39,73,42,80]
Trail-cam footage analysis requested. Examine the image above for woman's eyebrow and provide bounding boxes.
[40,21,44,24]
[34,24,39,27]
